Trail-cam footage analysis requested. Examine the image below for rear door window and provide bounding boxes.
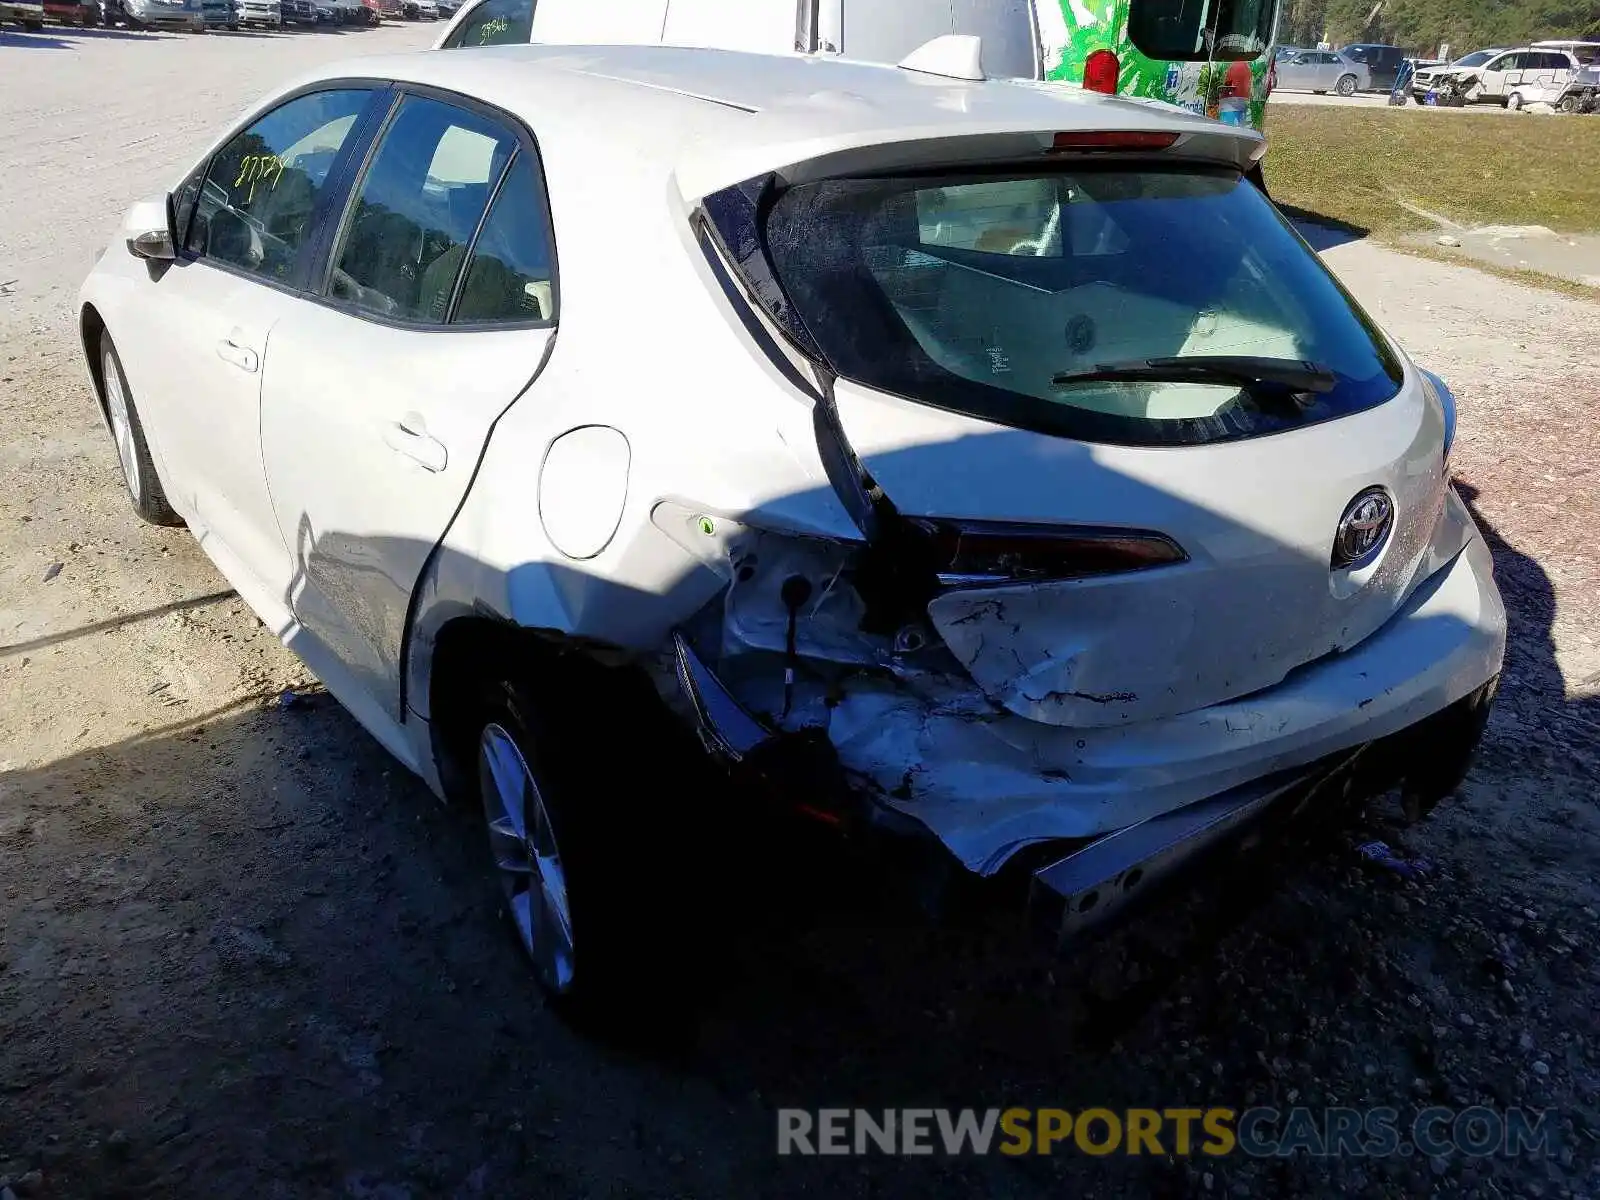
[760,168,1403,447]
[325,94,518,322]
[450,148,557,324]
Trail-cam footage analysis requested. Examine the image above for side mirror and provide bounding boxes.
[123,194,176,261]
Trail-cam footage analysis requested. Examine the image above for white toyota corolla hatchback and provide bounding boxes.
[79,41,1505,1013]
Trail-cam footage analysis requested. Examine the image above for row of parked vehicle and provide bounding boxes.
[1409,41,1600,111]
[1,0,453,32]
[1269,37,1600,111]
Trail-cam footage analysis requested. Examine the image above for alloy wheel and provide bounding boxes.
[101,349,142,502]
[478,722,575,994]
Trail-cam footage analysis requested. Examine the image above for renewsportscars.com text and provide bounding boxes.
[777,1106,1552,1158]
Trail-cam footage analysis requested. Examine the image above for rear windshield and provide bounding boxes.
[1128,0,1275,61]
[762,167,1403,447]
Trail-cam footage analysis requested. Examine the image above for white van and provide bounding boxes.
[431,0,1286,163]
[435,0,1046,79]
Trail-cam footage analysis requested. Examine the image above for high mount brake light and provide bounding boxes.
[1084,48,1120,94]
[1050,131,1180,152]
[906,518,1187,587]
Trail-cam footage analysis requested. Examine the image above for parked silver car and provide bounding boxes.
[121,0,202,28]
[1273,48,1371,96]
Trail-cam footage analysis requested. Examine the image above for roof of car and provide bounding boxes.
[281,42,1259,198]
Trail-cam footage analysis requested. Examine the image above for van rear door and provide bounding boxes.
[839,0,1040,78]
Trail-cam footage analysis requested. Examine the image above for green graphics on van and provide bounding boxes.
[1039,0,1277,129]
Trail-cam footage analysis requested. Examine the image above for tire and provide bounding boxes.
[471,663,702,1035]
[1336,74,1357,97]
[1506,92,1524,111]
[99,332,182,527]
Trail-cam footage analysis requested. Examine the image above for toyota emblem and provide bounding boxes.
[1332,487,1394,570]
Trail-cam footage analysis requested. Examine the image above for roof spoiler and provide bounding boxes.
[898,34,986,82]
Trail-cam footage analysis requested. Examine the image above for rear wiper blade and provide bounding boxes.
[1052,356,1338,396]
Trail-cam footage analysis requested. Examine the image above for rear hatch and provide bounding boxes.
[736,153,1450,727]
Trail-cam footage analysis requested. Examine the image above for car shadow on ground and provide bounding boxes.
[0,411,1591,1198]
[1456,479,1599,740]
[1286,209,1370,252]
[0,28,73,46]
[0,693,1457,1197]
[1,499,1591,1199]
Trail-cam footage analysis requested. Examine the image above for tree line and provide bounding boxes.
[1278,0,1600,55]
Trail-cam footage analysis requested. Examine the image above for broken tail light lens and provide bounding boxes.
[906,519,1186,587]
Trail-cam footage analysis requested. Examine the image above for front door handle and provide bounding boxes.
[215,332,259,373]
[383,413,448,473]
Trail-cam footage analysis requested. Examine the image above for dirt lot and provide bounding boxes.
[3,28,1600,1200]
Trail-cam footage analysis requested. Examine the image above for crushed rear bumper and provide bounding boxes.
[1028,670,1496,947]
[665,522,1505,876]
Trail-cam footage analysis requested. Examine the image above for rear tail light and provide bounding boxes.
[906,518,1187,587]
[1050,131,1180,152]
[1084,48,1120,94]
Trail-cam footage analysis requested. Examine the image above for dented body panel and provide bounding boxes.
[829,370,1456,728]
[672,488,1500,874]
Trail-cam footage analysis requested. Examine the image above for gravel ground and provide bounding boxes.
[2,30,1599,1200]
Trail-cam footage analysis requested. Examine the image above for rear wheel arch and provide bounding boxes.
[423,616,669,806]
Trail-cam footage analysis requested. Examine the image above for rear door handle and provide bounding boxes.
[215,332,259,374]
[383,413,448,473]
